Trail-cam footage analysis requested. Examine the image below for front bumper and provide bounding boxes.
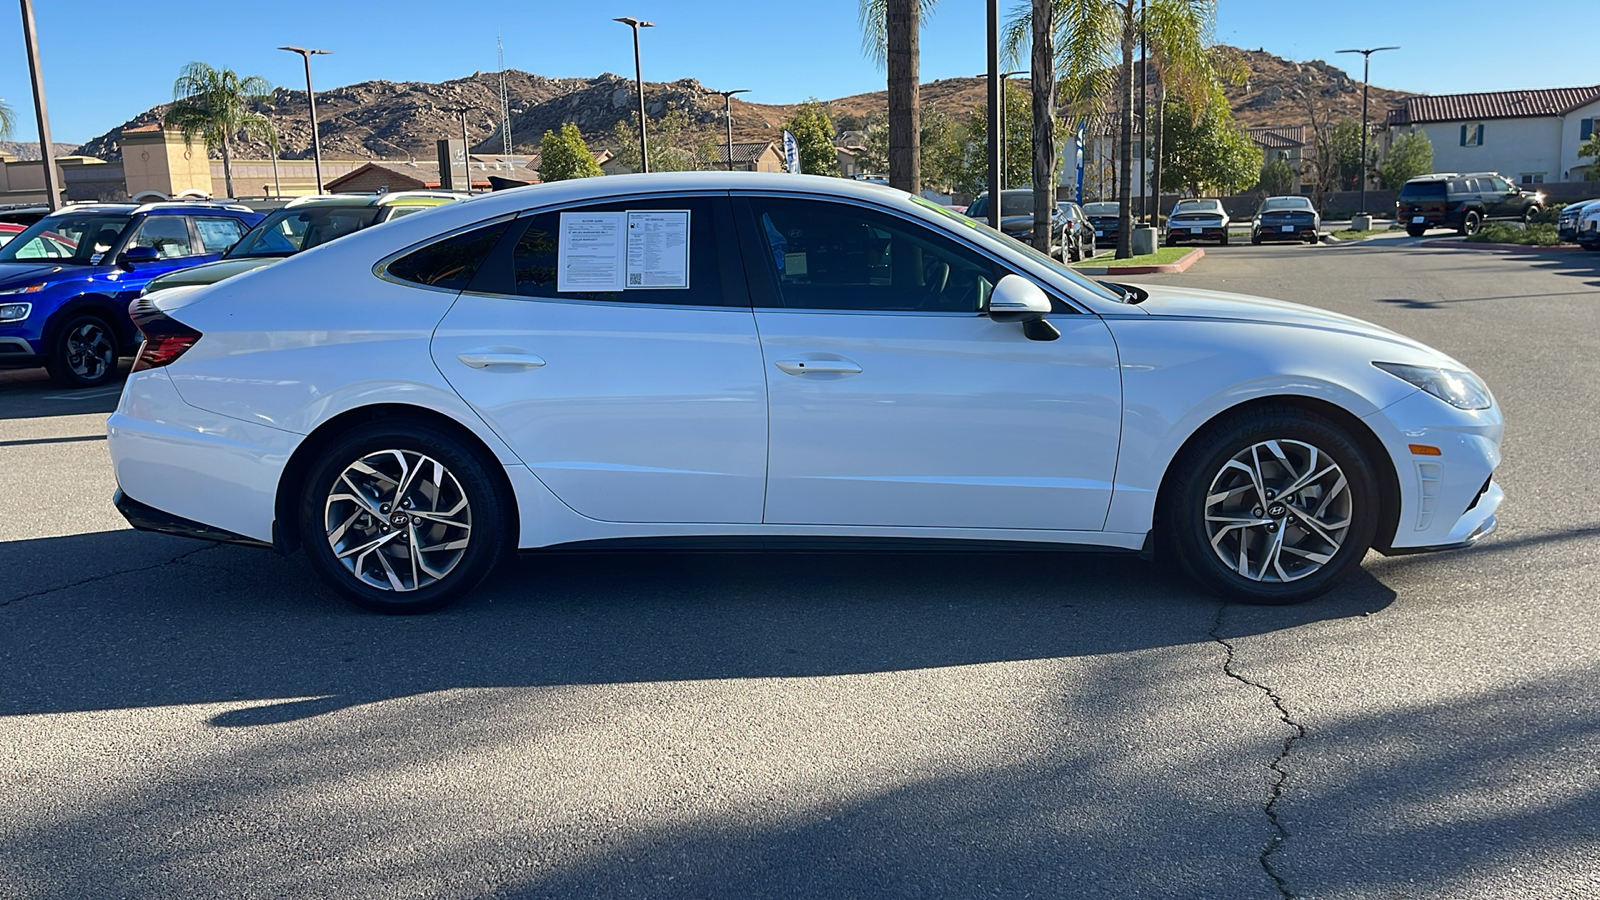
[1362,388,1504,554]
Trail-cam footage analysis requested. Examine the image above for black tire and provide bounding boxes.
[1250,233,1262,245]
[1220,232,1230,246]
[1406,225,1426,237]
[1523,206,1540,224]
[1165,236,1179,248]
[1160,406,1381,605]
[299,422,508,614]
[1459,210,1482,236]
[44,313,120,388]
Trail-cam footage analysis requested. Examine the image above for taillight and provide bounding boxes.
[129,298,203,371]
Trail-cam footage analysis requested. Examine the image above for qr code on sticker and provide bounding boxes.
[629,273,643,285]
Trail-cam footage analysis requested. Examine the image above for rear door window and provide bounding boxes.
[194,217,247,253]
[126,216,195,258]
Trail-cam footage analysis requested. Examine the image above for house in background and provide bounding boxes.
[1247,125,1309,191]
[1385,86,1600,184]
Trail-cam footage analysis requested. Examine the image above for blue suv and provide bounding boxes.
[0,201,263,387]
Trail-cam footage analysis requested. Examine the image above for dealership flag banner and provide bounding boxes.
[1075,121,1086,204]
[783,131,801,174]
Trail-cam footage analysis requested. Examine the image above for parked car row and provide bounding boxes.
[1557,199,1600,251]
[0,191,466,387]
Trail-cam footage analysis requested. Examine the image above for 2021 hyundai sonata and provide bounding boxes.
[106,173,1503,613]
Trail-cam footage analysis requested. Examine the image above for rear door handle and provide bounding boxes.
[456,351,547,369]
[774,358,863,376]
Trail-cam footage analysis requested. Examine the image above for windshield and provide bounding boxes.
[1260,197,1313,212]
[909,194,1125,304]
[966,191,1041,219]
[227,206,383,258]
[1173,200,1222,215]
[1082,203,1118,217]
[0,212,131,265]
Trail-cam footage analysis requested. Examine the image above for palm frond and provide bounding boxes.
[859,0,938,67]
[0,99,15,142]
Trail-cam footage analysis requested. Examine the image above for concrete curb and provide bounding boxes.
[1075,248,1204,275]
[1421,238,1584,252]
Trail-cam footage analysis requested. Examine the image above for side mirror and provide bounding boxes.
[987,274,1052,322]
[988,274,1060,341]
[119,246,159,270]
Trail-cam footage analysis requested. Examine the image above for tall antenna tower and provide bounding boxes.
[497,30,513,155]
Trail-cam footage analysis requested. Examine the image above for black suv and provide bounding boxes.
[965,189,1072,260]
[1397,173,1543,237]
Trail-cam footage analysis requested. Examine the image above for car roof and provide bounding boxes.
[283,191,467,210]
[48,200,257,217]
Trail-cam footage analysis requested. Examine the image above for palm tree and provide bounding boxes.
[0,97,16,141]
[1029,0,1056,254]
[1009,0,1224,258]
[164,62,276,199]
[860,0,937,195]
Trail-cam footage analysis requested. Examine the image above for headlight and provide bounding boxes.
[1374,362,1493,410]
[0,302,31,322]
[0,283,44,296]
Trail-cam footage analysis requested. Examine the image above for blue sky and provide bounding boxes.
[0,0,1590,145]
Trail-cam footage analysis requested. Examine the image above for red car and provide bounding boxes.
[0,223,26,248]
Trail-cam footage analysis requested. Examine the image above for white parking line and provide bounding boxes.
[40,386,124,402]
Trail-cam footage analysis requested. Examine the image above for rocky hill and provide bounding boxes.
[70,47,1411,162]
[0,141,81,160]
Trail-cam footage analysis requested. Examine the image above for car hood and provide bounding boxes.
[147,257,281,293]
[1121,284,1448,356]
[999,215,1041,233]
[0,262,74,287]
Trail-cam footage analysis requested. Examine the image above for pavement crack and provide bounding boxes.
[0,543,223,608]
[1212,602,1304,900]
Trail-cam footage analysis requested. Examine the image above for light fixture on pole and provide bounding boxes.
[19,0,60,211]
[614,17,655,173]
[278,46,330,193]
[976,69,1026,192]
[712,89,749,172]
[1336,46,1398,217]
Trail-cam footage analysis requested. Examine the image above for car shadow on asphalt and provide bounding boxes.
[0,528,1397,723]
[0,367,125,420]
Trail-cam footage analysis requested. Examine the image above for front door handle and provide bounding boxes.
[457,351,547,369]
[774,358,863,376]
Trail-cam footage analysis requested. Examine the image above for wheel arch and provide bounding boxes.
[273,403,521,555]
[1151,394,1401,556]
[42,293,135,353]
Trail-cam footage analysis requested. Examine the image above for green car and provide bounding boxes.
[142,191,467,295]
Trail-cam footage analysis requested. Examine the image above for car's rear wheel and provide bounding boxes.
[45,313,119,388]
[1523,206,1541,224]
[1250,232,1262,245]
[1162,407,1380,605]
[1460,211,1482,236]
[299,423,507,614]
[1406,225,1426,237]
[1220,232,1230,246]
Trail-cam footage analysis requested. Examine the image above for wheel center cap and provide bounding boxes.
[1267,503,1287,518]
[390,513,409,526]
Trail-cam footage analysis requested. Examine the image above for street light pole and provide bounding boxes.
[1336,46,1398,217]
[712,89,749,172]
[19,0,60,211]
[985,0,1000,230]
[976,69,1025,193]
[278,46,330,193]
[614,17,655,173]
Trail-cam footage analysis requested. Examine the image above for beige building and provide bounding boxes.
[120,124,213,201]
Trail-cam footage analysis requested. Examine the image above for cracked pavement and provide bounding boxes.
[3,241,1599,898]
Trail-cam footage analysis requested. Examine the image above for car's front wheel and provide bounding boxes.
[45,313,119,388]
[299,423,508,614]
[1460,211,1482,236]
[1162,407,1380,605]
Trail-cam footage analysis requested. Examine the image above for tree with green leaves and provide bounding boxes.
[538,124,603,181]
[1160,92,1261,196]
[782,100,840,176]
[1579,132,1600,180]
[1379,130,1433,190]
[1259,156,1294,196]
[1330,119,1368,191]
[957,82,1048,194]
[163,62,275,199]
[609,108,719,173]
[1007,0,1233,257]
[859,0,936,194]
[0,98,14,141]
[858,107,962,189]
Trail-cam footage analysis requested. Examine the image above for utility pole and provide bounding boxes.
[497,30,513,155]
[713,89,749,172]
[1337,46,1398,217]
[985,0,1000,230]
[19,0,60,210]
[279,46,330,193]
[614,17,654,173]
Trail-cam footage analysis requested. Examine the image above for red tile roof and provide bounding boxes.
[1248,126,1306,149]
[1387,86,1600,125]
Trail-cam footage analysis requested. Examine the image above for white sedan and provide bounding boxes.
[107,173,1502,613]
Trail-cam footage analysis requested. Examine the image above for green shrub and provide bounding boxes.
[1465,222,1559,245]
[1529,203,1564,225]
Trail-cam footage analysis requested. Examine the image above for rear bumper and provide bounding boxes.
[1253,225,1317,241]
[113,488,274,549]
[1168,226,1226,241]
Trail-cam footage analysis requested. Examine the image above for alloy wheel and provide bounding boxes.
[324,449,473,592]
[1203,439,1353,583]
[65,321,115,381]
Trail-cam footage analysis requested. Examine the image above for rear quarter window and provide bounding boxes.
[385,221,510,292]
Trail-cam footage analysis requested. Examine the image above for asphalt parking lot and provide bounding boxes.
[3,240,1598,899]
